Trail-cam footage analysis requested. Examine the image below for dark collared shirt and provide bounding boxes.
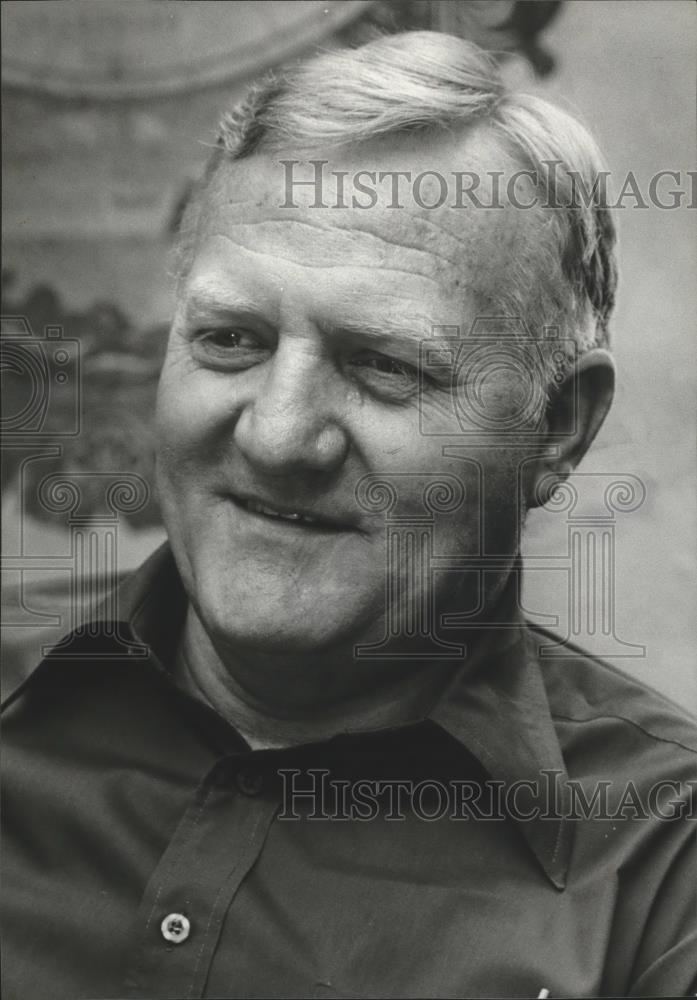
[2,545,696,999]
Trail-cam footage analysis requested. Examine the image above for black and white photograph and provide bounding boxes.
[1,2,696,997]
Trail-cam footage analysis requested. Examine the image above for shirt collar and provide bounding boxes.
[429,618,573,890]
[109,542,187,663]
[5,541,573,889]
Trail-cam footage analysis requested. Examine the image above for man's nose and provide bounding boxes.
[232,344,350,475]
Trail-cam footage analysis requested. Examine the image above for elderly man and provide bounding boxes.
[3,31,695,1000]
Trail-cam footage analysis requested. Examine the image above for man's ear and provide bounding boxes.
[527,348,615,509]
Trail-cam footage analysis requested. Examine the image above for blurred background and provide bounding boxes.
[2,0,695,707]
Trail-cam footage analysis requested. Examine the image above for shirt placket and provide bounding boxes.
[122,756,278,999]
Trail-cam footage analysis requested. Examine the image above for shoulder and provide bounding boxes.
[525,627,697,994]
[2,542,179,709]
[526,624,697,782]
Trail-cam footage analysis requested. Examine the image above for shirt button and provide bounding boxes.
[160,913,191,944]
[236,770,264,796]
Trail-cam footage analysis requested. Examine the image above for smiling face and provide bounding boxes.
[156,128,555,655]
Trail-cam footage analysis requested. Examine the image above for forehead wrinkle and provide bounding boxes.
[197,198,547,308]
[197,227,446,286]
[199,184,472,269]
[203,132,550,266]
[321,209,500,265]
[215,208,463,270]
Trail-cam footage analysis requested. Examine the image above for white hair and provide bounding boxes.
[177,31,617,364]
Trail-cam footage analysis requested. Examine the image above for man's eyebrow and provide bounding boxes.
[325,316,434,347]
[183,291,258,319]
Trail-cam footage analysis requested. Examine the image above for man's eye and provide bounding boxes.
[350,353,420,398]
[353,354,418,377]
[199,329,259,350]
[191,328,269,369]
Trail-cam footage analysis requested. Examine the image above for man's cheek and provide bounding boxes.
[155,407,197,465]
[156,380,219,454]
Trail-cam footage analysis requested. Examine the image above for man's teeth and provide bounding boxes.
[245,499,318,524]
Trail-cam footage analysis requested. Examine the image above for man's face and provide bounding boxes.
[156,129,552,654]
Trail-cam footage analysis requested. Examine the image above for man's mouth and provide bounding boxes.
[230,493,349,532]
[244,498,320,525]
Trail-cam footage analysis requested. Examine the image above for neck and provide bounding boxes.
[175,608,466,749]
[173,570,519,750]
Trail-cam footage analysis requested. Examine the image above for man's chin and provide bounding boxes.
[204,615,368,658]
[190,580,377,657]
